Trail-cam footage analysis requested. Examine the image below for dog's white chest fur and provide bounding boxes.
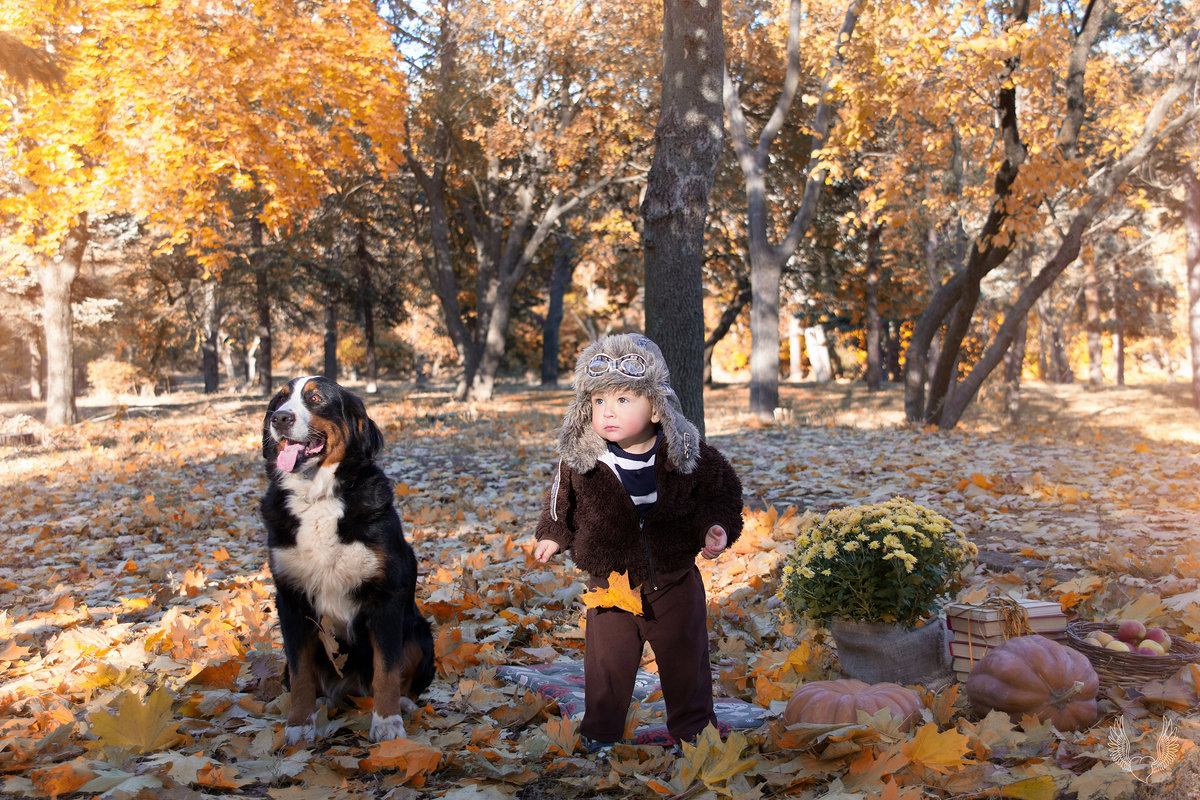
[271,467,380,632]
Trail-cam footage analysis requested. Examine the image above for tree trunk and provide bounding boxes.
[787,313,802,382]
[923,29,1028,423]
[355,226,379,394]
[903,270,964,422]
[1083,253,1103,387]
[28,332,42,401]
[805,325,833,382]
[725,0,862,423]
[39,220,88,426]
[748,255,783,409]
[886,319,902,382]
[323,281,338,381]
[404,12,477,400]
[541,233,576,387]
[1004,248,1032,424]
[220,331,241,386]
[252,218,272,395]
[199,279,221,393]
[1005,310,1029,424]
[1187,165,1200,408]
[865,223,882,391]
[643,0,727,435]
[471,278,518,401]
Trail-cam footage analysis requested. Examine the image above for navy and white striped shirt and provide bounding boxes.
[598,434,659,520]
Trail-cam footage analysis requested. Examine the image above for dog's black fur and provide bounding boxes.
[260,376,434,743]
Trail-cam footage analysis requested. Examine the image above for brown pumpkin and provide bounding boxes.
[782,679,924,731]
[965,635,1099,731]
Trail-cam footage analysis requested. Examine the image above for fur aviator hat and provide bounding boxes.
[557,333,701,474]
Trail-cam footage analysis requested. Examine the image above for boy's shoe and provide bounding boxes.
[582,737,615,759]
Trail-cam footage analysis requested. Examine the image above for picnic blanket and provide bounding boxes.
[496,661,768,746]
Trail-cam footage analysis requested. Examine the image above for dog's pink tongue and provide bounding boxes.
[276,441,304,472]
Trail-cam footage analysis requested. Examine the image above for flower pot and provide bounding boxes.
[830,616,949,685]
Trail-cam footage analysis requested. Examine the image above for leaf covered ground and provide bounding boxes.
[1,380,1200,800]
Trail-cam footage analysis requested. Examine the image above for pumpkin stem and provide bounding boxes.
[1048,680,1087,707]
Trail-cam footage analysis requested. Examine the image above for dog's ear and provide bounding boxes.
[345,393,384,460]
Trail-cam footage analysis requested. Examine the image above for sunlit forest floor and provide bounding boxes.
[1,377,1199,799]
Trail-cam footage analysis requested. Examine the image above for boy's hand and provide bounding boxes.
[534,539,561,563]
[701,525,727,560]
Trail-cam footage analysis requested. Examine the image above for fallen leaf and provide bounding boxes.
[901,723,971,775]
[579,571,643,615]
[359,738,442,785]
[87,688,184,756]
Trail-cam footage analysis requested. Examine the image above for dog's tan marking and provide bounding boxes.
[399,639,428,700]
[287,637,320,726]
[369,631,418,741]
[310,414,349,468]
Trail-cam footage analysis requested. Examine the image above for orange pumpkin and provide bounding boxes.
[965,635,1098,731]
[782,679,924,731]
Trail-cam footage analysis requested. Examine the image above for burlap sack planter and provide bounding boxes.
[830,617,949,685]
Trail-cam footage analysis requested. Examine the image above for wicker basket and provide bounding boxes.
[1064,621,1200,690]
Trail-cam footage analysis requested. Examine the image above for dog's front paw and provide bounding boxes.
[285,719,317,745]
[370,712,406,742]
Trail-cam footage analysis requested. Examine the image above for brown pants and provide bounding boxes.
[581,566,716,743]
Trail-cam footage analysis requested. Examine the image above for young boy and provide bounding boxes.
[533,333,744,751]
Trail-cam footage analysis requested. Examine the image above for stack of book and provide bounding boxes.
[945,598,1068,681]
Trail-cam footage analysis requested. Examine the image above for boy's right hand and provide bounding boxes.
[534,540,560,562]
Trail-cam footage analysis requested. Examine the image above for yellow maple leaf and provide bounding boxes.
[88,688,184,756]
[540,716,580,757]
[900,722,971,775]
[677,725,757,788]
[1000,775,1057,800]
[580,571,643,615]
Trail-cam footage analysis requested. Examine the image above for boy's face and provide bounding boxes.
[591,390,659,453]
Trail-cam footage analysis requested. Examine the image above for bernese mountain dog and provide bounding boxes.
[260,376,435,744]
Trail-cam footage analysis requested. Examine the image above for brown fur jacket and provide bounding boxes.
[535,439,744,591]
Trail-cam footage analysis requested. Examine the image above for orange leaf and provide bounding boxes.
[541,716,580,756]
[359,738,442,785]
[30,761,97,799]
[189,658,240,689]
[196,763,241,789]
[970,472,994,490]
[580,571,643,615]
[211,546,230,562]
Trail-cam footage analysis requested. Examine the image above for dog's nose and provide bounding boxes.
[271,410,296,432]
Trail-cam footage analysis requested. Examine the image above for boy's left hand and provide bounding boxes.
[701,525,727,560]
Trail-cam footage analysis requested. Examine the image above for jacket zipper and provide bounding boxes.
[640,517,658,591]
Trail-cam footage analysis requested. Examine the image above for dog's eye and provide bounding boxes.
[310,394,322,404]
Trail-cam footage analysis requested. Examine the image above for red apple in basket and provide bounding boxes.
[1117,619,1147,643]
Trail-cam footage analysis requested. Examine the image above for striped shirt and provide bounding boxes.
[598,434,659,520]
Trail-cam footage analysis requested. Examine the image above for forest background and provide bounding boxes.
[1,0,1199,428]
